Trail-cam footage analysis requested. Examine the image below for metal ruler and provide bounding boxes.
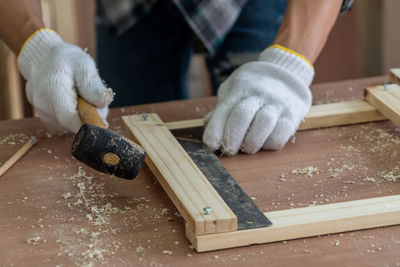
[176,137,272,230]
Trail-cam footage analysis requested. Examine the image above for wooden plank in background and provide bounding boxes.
[122,113,237,236]
[165,100,386,131]
[299,100,386,130]
[0,42,25,120]
[389,68,400,85]
[365,84,400,128]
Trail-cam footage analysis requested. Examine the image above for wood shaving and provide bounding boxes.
[0,133,29,145]
[380,166,400,182]
[290,166,320,177]
[81,248,106,261]
[26,237,41,245]
[363,177,376,183]
[162,250,173,255]
[62,192,72,199]
[331,239,340,246]
[47,165,178,266]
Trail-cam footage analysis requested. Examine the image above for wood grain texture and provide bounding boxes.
[77,97,106,128]
[132,100,389,252]
[122,113,237,235]
[165,118,204,130]
[4,76,400,266]
[298,100,386,130]
[187,195,400,252]
[365,84,400,127]
[389,68,400,85]
[165,100,386,131]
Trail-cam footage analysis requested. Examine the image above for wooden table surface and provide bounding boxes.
[2,76,400,266]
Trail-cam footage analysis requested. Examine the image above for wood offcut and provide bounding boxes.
[0,136,37,177]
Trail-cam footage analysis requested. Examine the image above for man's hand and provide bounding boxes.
[203,45,314,155]
[203,0,343,155]
[18,29,114,132]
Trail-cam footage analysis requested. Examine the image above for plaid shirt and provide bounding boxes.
[97,0,247,54]
[97,0,353,55]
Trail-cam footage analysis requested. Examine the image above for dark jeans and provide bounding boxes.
[97,0,286,107]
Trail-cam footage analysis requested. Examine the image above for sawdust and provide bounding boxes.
[81,248,106,261]
[363,177,377,183]
[48,166,126,265]
[380,166,400,182]
[26,236,42,245]
[17,114,400,263]
[24,165,185,266]
[347,127,400,183]
[322,126,400,187]
[327,164,357,178]
[331,239,340,246]
[290,166,320,177]
[277,123,400,211]
[0,133,30,145]
[62,192,72,199]
[162,250,173,255]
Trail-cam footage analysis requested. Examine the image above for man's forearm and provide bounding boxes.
[273,0,342,64]
[0,0,44,55]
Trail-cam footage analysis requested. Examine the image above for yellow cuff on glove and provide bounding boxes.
[268,44,314,69]
[18,28,56,60]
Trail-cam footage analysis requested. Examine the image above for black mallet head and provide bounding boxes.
[72,124,145,179]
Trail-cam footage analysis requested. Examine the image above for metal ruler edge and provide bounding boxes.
[177,138,272,230]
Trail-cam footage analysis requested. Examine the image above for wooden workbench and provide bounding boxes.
[2,76,400,266]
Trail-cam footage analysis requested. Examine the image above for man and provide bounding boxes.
[0,0,352,155]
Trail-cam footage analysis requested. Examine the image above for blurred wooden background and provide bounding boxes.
[0,0,399,120]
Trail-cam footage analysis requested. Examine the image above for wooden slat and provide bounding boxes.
[299,100,385,130]
[122,114,237,235]
[0,41,25,120]
[365,84,400,127]
[125,99,388,250]
[187,195,400,252]
[165,118,204,130]
[389,68,400,85]
[165,100,386,131]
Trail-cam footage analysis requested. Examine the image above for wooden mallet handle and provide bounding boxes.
[73,96,146,180]
[77,97,106,128]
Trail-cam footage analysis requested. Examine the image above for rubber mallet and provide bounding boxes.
[72,97,145,179]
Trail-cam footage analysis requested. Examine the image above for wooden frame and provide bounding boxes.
[123,114,236,236]
[122,77,400,252]
[186,195,400,251]
[164,100,386,131]
[365,84,400,127]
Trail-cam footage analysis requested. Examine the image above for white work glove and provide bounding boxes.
[18,29,114,133]
[203,45,314,155]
